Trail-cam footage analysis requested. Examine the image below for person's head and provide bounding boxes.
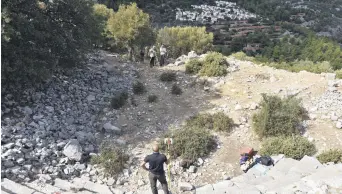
[152,144,159,152]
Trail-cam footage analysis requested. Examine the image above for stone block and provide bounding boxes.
[195,184,214,194]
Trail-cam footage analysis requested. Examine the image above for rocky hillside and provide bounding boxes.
[1,50,342,194]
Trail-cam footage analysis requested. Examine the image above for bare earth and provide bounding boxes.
[102,54,342,193]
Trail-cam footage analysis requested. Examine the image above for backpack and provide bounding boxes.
[259,156,274,166]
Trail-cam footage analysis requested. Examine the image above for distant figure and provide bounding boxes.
[149,46,156,68]
[159,45,167,66]
[141,144,169,194]
[140,48,145,62]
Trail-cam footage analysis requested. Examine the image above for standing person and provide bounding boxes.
[141,144,169,194]
[159,44,167,66]
[140,48,145,63]
[149,46,156,68]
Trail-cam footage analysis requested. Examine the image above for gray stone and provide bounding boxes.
[3,143,15,149]
[63,139,83,161]
[197,158,204,166]
[107,178,115,186]
[3,160,15,168]
[188,165,197,173]
[179,182,194,191]
[16,158,25,164]
[46,106,54,112]
[103,122,121,134]
[289,155,322,176]
[336,121,342,129]
[250,102,258,110]
[87,95,96,101]
[123,169,130,177]
[235,104,242,110]
[196,184,214,194]
[23,106,33,115]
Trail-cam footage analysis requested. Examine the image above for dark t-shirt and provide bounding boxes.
[144,152,167,175]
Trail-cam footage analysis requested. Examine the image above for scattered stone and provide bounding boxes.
[188,165,197,173]
[63,139,83,161]
[86,95,96,101]
[103,122,121,134]
[197,158,204,166]
[336,121,342,129]
[179,182,194,191]
[235,104,242,111]
[249,102,258,110]
[107,178,115,186]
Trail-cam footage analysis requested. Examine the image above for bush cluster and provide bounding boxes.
[160,127,216,162]
[157,26,213,58]
[260,136,317,160]
[132,81,146,95]
[91,147,129,177]
[186,112,234,132]
[171,84,182,95]
[252,94,307,139]
[2,0,103,84]
[185,52,228,77]
[147,94,158,103]
[110,92,128,109]
[317,149,342,164]
[185,59,203,74]
[200,52,228,77]
[268,60,333,74]
[336,69,342,79]
[160,72,177,82]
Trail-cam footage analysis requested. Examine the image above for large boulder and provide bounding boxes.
[63,139,83,161]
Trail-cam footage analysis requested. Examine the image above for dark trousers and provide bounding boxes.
[150,57,155,67]
[160,55,165,66]
[149,172,169,194]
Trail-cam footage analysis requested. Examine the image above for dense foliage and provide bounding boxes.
[1,0,102,84]
[91,146,129,177]
[157,26,213,58]
[106,3,154,54]
[185,59,203,74]
[200,52,228,77]
[261,35,342,70]
[260,136,317,160]
[317,149,342,164]
[186,112,234,132]
[160,127,216,162]
[253,94,307,139]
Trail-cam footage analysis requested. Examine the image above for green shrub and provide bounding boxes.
[317,149,342,164]
[2,0,103,84]
[231,52,255,61]
[252,94,307,139]
[268,60,333,74]
[336,69,342,79]
[160,72,177,82]
[147,94,158,103]
[160,127,216,162]
[157,26,213,58]
[185,59,203,74]
[132,81,146,94]
[186,112,234,132]
[171,84,182,95]
[106,3,154,57]
[260,136,317,160]
[110,92,128,109]
[91,147,129,177]
[200,52,228,77]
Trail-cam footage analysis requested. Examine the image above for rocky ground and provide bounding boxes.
[1,50,342,194]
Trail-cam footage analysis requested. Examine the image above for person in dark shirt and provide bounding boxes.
[141,144,169,194]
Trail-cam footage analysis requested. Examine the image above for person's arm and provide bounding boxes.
[141,156,149,171]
